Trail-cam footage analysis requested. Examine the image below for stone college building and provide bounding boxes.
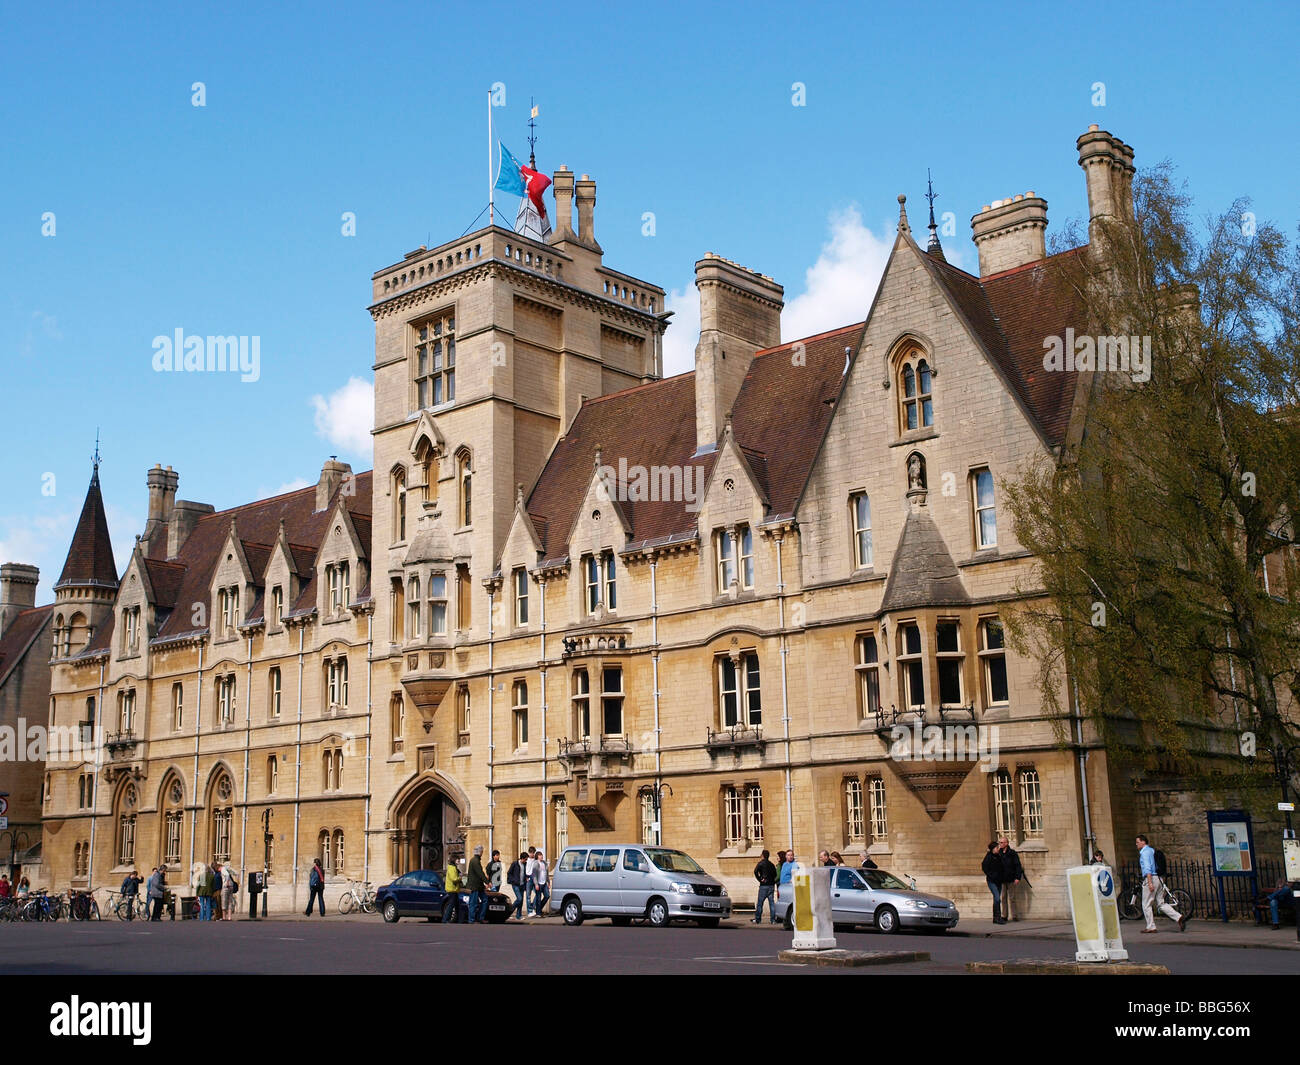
[33,126,1149,918]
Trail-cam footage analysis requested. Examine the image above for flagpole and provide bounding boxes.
[487,89,494,228]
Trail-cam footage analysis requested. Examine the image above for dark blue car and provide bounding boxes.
[375,870,510,924]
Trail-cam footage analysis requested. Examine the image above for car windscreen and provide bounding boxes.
[861,870,910,891]
[643,848,704,874]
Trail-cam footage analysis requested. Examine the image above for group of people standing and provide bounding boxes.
[120,867,175,920]
[192,860,238,921]
[750,847,881,922]
[981,838,1026,924]
[505,848,551,920]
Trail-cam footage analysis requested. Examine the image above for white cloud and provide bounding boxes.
[659,206,895,378]
[661,283,701,378]
[0,510,75,602]
[311,377,373,457]
[273,478,311,495]
[780,206,893,343]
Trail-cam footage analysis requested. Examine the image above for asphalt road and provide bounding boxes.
[2,916,1295,975]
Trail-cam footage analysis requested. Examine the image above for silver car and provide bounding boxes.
[780,866,959,933]
[550,844,732,927]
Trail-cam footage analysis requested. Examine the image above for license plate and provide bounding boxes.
[702,901,721,910]
[488,904,506,912]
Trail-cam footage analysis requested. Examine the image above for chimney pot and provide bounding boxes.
[970,194,1049,276]
[548,168,577,244]
[316,458,353,512]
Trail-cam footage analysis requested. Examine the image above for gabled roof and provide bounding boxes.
[879,507,970,612]
[918,246,1087,447]
[524,323,856,561]
[151,473,372,642]
[56,468,118,590]
[0,604,54,687]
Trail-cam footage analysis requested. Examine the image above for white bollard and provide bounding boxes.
[1066,864,1128,962]
[790,864,837,951]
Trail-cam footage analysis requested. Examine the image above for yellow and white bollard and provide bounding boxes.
[1066,864,1127,962]
[791,864,837,951]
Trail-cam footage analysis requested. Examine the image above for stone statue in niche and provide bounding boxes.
[908,453,926,491]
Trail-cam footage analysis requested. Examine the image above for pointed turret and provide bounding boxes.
[55,458,118,592]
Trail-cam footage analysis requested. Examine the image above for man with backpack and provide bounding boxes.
[305,857,326,916]
[1137,834,1186,933]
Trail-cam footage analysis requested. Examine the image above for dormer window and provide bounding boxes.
[899,351,934,431]
[583,552,616,614]
[218,587,239,636]
[121,606,141,653]
[271,585,284,627]
[327,562,350,613]
[513,567,529,626]
[716,527,753,591]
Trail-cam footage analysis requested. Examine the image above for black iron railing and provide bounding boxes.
[1116,857,1290,922]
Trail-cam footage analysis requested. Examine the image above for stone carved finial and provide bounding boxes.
[897,194,911,234]
[516,483,525,509]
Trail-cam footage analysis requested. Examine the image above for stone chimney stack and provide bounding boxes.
[1077,125,1136,248]
[0,563,39,635]
[693,254,784,453]
[970,192,1049,276]
[143,463,179,545]
[574,174,602,253]
[549,166,577,243]
[317,457,353,511]
[167,500,214,558]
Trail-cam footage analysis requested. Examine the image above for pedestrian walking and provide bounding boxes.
[305,857,326,916]
[445,856,463,895]
[752,849,778,924]
[15,876,30,898]
[982,841,1004,925]
[830,852,845,866]
[506,852,528,921]
[1137,834,1186,933]
[818,849,834,867]
[532,849,550,916]
[1090,849,1107,865]
[466,845,490,924]
[860,852,878,871]
[487,849,503,892]
[524,847,538,917]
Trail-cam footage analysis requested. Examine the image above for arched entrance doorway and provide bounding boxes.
[417,793,463,870]
[387,772,470,876]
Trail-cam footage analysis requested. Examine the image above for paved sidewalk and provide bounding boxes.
[911,917,1297,951]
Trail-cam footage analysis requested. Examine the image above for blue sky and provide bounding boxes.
[2,0,1297,601]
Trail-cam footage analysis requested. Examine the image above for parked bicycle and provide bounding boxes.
[21,890,62,922]
[108,891,142,921]
[337,879,376,915]
[1119,872,1194,921]
[69,889,101,921]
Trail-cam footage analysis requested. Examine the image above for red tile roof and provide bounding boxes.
[55,469,118,590]
[920,246,1087,446]
[0,604,54,687]
[150,474,372,641]
[525,323,858,559]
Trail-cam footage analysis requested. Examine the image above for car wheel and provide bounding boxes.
[562,897,584,926]
[647,898,669,927]
[782,907,793,931]
[443,901,461,924]
[610,916,632,927]
[874,905,900,934]
[382,900,399,924]
[697,917,720,929]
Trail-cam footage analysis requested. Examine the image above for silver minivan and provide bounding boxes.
[550,844,732,927]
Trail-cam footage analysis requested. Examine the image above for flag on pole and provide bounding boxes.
[494,142,552,217]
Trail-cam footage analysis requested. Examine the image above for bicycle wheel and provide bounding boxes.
[361,891,376,915]
[90,898,101,920]
[1118,887,1142,921]
[115,899,133,921]
[1169,888,1193,919]
[338,892,355,915]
